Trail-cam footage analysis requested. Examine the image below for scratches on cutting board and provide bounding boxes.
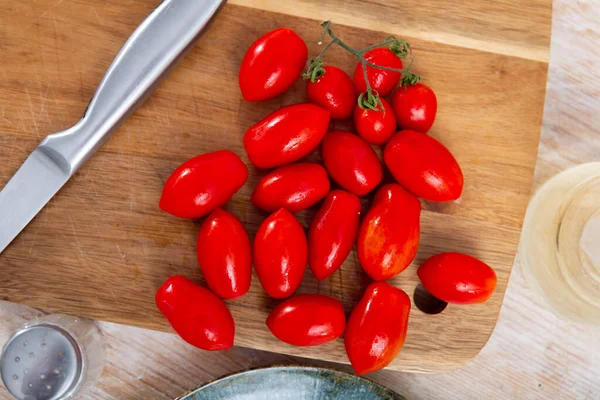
[67,214,89,266]
[24,87,41,139]
[93,219,101,235]
[115,244,126,261]
[36,0,66,21]
[15,110,27,138]
[39,85,49,122]
[52,19,61,83]
[82,177,100,199]
[107,283,118,302]
[28,224,39,255]
[189,78,202,120]
[92,7,104,26]
[122,125,136,211]
[0,106,14,128]
[83,158,102,198]
[130,153,136,211]
[150,98,172,128]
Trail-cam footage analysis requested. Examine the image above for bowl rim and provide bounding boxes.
[176,364,405,400]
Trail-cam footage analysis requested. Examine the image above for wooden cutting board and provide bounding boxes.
[0,0,551,373]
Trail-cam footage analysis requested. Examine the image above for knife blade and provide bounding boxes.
[0,149,70,253]
[0,0,227,254]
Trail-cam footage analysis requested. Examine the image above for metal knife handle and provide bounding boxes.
[40,0,226,174]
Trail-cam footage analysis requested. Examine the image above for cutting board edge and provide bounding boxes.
[227,1,552,63]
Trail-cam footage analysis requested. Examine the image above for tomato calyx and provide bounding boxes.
[387,36,411,59]
[401,70,421,87]
[399,59,421,88]
[303,59,327,82]
[358,89,385,111]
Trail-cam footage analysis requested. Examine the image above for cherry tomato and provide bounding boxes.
[357,184,420,280]
[383,130,464,202]
[244,104,331,169]
[155,276,235,351]
[266,294,346,346]
[352,48,402,97]
[391,83,437,133]
[251,163,330,213]
[254,208,307,299]
[308,190,361,280]
[417,252,497,304]
[239,28,308,102]
[197,209,252,299]
[321,130,382,196]
[353,98,396,146]
[306,66,356,119]
[159,150,248,219]
[345,282,411,375]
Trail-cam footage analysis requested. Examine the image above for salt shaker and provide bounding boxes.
[0,314,104,399]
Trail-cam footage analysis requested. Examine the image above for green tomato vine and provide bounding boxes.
[302,21,420,112]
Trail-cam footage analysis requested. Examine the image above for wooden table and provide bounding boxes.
[1,0,599,398]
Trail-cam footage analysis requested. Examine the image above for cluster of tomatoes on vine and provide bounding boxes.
[154,23,497,375]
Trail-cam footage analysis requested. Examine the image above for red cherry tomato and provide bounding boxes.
[357,184,420,280]
[321,130,382,196]
[197,209,252,299]
[352,48,402,97]
[308,190,361,280]
[251,163,330,213]
[306,66,356,120]
[155,276,235,351]
[239,28,308,102]
[254,209,307,299]
[417,252,497,304]
[159,150,248,219]
[353,98,396,146]
[391,83,438,133]
[244,104,331,169]
[345,282,411,375]
[384,130,464,202]
[266,294,346,346]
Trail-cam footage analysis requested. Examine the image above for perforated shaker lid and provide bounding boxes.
[1,325,83,400]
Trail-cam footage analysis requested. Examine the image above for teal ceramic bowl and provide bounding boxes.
[178,366,405,400]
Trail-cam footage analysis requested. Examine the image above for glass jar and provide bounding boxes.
[520,163,600,324]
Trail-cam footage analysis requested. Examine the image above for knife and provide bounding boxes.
[0,0,227,254]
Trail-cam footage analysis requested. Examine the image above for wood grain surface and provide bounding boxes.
[0,0,550,374]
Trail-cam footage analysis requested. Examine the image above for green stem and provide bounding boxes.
[305,20,421,110]
[319,21,410,75]
[358,90,384,111]
[363,60,406,73]
[316,39,336,61]
[358,38,396,54]
[361,60,373,94]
